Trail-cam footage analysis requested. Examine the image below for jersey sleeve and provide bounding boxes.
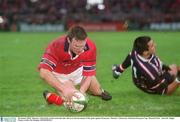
[118,53,132,73]
[38,42,58,71]
[82,44,96,76]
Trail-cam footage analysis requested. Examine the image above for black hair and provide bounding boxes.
[133,36,151,55]
[67,25,87,41]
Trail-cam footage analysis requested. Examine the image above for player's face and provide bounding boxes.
[69,38,86,55]
[147,40,156,55]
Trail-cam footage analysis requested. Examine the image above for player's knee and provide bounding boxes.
[169,64,177,70]
[169,64,178,76]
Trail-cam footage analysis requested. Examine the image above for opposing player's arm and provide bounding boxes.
[112,54,131,79]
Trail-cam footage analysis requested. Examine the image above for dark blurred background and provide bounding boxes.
[0,0,180,32]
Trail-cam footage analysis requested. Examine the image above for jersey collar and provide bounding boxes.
[64,39,69,52]
[137,54,154,62]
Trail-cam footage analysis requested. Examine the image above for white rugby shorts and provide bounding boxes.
[52,67,83,85]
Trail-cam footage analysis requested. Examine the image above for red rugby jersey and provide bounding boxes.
[38,36,96,76]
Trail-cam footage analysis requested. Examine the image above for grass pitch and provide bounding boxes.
[0,31,180,117]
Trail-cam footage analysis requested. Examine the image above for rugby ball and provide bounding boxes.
[64,91,88,112]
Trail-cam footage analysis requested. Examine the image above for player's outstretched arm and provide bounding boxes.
[112,54,131,79]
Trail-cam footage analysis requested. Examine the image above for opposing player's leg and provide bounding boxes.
[166,82,179,95]
[168,64,178,76]
[166,64,180,94]
[87,76,112,100]
[177,66,180,81]
[168,64,180,83]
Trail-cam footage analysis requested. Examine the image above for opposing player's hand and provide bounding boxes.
[112,64,121,79]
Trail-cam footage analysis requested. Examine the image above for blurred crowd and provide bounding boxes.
[0,0,180,31]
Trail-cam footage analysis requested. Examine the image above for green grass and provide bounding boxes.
[0,31,180,117]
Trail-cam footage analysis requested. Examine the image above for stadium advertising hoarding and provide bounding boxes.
[19,23,65,32]
[68,22,128,31]
[150,22,180,30]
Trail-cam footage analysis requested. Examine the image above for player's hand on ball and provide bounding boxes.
[62,82,78,103]
[112,64,121,79]
[63,91,88,112]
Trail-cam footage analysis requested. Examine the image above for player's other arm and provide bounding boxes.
[39,68,64,93]
[80,76,92,94]
[80,41,96,94]
[112,54,131,79]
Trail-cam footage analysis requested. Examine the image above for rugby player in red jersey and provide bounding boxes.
[112,36,180,95]
[38,26,112,106]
